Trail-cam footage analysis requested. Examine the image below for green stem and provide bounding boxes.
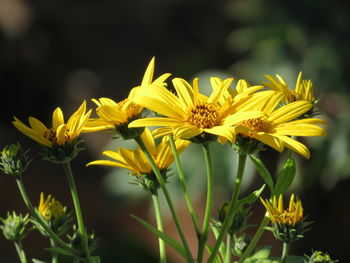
[281,242,289,263]
[135,136,194,263]
[15,175,79,256]
[14,241,27,263]
[225,234,232,263]
[196,144,214,263]
[238,216,269,263]
[168,135,200,235]
[62,162,93,263]
[50,238,59,263]
[151,191,167,263]
[207,153,247,263]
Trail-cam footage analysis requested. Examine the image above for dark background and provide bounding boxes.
[0,0,349,262]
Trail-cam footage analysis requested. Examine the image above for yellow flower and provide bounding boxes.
[87,128,189,175]
[83,57,171,133]
[129,77,268,144]
[13,101,91,148]
[263,72,314,103]
[38,192,65,221]
[236,93,326,158]
[260,194,303,226]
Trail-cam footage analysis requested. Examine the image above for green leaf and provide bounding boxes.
[237,184,266,208]
[92,256,101,263]
[32,259,47,263]
[244,255,304,263]
[250,246,271,259]
[130,214,187,259]
[205,244,224,263]
[45,247,75,257]
[273,158,296,196]
[249,155,274,193]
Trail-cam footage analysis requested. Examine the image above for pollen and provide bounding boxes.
[186,102,221,129]
[238,118,271,135]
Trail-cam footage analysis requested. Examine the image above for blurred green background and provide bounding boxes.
[0,0,349,262]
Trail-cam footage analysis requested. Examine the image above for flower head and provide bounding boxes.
[129,77,268,144]
[38,192,65,221]
[83,57,171,139]
[87,128,189,191]
[0,143,31,176]
[263,72,315,104]
[261,194,310,243]
[13,101,91,162]
[0,211,31,242]
[36,193,72,236]
[235,93,326,158]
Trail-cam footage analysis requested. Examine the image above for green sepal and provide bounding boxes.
[249,154,274,194]
[205,244,223,263]
[273,158,296,196]
[130,214,187,260]
[45,246,76,257]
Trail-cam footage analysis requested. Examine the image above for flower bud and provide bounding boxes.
[68,225,98,253]
[0,143,31,176]
[34,193,73,236]
[233,234,251,257]
[0,211,31,242]
[305,251,339,263]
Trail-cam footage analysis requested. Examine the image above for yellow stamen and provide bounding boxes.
[186,102,221,129]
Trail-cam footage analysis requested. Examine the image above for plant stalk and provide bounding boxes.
[225,234,232,263]
[207,153,247,263]
[14,241,27,263]
[196,143,214,263]
[50,238,59,263]
[238,215,269,263]
[62,162,93,263]
[281,242,289,263]
[151,191,167,263]
[135,136,194,263]
[169,135,200,235]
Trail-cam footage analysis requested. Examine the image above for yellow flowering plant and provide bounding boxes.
[0,57,335,263]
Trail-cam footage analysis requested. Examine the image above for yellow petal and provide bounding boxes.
[134,94,185,120]
[274,123,326,137]
[173,124,201,140]
[129,117,181,128]
[13,117,52,147]
[204,126,236,143]
[172,78,195,108]
[252,133,284,152]
[268,101,312,124]
[208,78,233,104]
[28,117,48,134]
[56,124,66,145]
[141,57,155,87]
[140,128,156,156]
[52,108,64,129]
[275,135,310,159]
[224,111,265,125]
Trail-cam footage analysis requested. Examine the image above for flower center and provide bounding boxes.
[238,118,271,135]
[275,210,302,226]
[43,126,71,144]
[43,128,57,142]
[289,91,299,102]
[186,102,221,129]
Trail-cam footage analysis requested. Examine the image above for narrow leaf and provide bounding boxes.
[273,158,296,196]
[250,154,274,193]
[45,247,75,257]
[32,259,47,263]
[130,214,187,259]
[236,184,266,208]
[211,225,226,260]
